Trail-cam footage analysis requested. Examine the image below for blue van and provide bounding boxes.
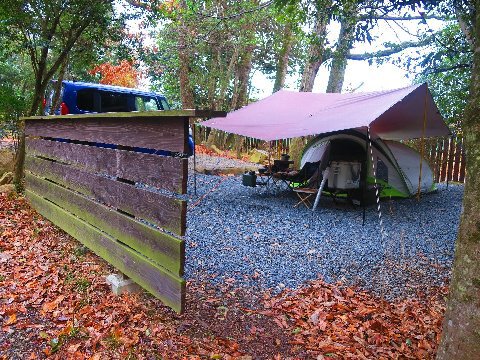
[44,81,170,115]
[44,81,194,156]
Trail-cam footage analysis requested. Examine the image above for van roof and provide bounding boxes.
[62,81,166,98]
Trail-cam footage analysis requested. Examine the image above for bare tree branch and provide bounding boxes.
[426,63,471,74]
[346,39,430,61]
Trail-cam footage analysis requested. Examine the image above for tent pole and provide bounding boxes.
[268,141,272,170]
[312,167,329,211]
[416,85,428,201]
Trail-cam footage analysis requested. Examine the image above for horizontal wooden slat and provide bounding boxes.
[26,138,187,194]
[25,116,188,153]
[23,109,227,121]
[26,173,184,276]
[26,189,185,313]
[26,156,186,236]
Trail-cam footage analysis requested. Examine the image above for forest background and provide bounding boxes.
[0,0,479,358]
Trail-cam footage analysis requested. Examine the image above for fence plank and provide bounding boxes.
[446,137,456,182]
[25,117,188,153]
[26,173,184,276]
[458,137,466,182]
[439,138,448,182]
[452,137,462,182]
[26,138,187,194]
[26,189,185,313]
[426,139,436,180]
[26,156,186,236]
[433,140,442,182]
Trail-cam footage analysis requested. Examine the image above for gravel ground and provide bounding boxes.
[185,163,463,300]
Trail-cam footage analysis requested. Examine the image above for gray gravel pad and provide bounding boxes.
[184,174,463,300]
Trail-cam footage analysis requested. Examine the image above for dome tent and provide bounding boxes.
[301,130,435,199]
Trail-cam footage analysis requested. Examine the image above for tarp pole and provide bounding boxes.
[268,141,272,170]
[363,128,368,226]
[312,167,329,211]
[193,123,197,196]
[416,86,428,201]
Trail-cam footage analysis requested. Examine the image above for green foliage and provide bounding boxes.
[0,0,128,115]
[145,0,275,110]
[414,23,472,131]
[0,49,31,140]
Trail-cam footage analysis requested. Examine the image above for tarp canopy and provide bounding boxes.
[201,83,450,141]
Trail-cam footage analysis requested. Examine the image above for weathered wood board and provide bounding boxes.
[26,156,186,236]
[25,117,189,153]
[27,190,185,313]
[26,173,184,276]
[26,138,188,193]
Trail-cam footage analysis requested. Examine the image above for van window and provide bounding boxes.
[77,89,95,112]
[100,91,130,112]
[135,96,159,111]
[160,98,170,110]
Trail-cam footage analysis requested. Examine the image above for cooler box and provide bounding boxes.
[327,161,361,190]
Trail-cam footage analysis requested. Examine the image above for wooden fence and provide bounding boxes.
[24,110,222,313]
[410,135,466,183]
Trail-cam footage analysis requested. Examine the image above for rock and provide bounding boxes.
[105,273,142,295]
[210,144,224,155]
[0,184,15,194]
[0,149,15,177]
[0,171,13,185]
[248,149,268,164]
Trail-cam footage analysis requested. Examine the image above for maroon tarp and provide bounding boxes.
[201,83,450,141]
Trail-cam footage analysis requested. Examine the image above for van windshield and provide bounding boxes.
[135,97,159,111]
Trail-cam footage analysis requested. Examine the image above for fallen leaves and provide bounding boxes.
[263,280,447,359]
[41,295,65,314]
[4,313,17,325]
[0,193,448,359]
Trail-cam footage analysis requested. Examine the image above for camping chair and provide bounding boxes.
[292,164,323,208]
[272,161,321,189]
[291,143,332,209]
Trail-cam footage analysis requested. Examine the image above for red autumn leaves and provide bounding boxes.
[89,60,141,88]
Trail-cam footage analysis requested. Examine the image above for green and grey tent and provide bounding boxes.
[301,130,435,199]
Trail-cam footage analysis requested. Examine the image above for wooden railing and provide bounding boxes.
[24,110,223,313]
[410,135,466,183]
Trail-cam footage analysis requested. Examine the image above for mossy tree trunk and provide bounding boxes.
[437,4,480,358]
[326,5,358,93]
[273,23,294,93]
[178,2,195,109]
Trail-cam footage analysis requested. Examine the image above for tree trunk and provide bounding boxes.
[436,5,480,358]
[50,57,68,115]
[326,14,357,93]
[231,46,254,110]
[177,1,195,109]
[13,80,46,190]
[273,23,294,92]
[299,5,330,92]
